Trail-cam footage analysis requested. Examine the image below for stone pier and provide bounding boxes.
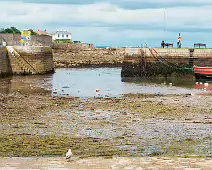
[0,46,12,77]
[121,48,212,77]
[0,46,54,77]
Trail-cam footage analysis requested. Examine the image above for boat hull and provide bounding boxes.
[193,67,212,78]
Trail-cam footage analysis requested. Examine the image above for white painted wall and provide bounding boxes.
[52,32,72,40]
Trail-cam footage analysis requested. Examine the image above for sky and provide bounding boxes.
[1,0,212,47]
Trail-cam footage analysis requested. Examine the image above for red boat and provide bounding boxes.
[193,84,212,90]
[193,66,212,78]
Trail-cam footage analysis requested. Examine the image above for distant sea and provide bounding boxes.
[95,46,111,48]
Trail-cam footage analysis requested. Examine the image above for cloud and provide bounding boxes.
[1,0,212,47]
[5,0,212,9]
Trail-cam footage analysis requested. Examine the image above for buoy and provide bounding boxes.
[204,83,209,86]
[169,83,173,86]
[200,82,203,85]
[195,82,199,85]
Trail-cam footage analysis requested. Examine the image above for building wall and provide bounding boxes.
[0,34,20,46]
[0,34,53,47]
[30,35,53,46]
[52,33,72,40]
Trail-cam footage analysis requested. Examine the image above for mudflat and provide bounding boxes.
[0,78,211,169]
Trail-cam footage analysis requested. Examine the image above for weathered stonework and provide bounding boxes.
[8,46,54,75]
[52,43,95,51]
[53,48,125,68]
[121,48,212,77]
[0,46,54,78]
[0,34,52,46]
[0,46,12,77]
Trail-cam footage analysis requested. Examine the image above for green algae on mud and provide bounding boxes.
[0,135,127,158]
[160,137,212,158]
[1,91,212,158]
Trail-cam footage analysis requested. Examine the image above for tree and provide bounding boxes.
[0,27,21,34]
[11,27,21,34]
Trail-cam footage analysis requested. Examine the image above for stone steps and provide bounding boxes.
[6,46,37,74]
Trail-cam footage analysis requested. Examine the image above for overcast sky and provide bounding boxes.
[1,0,212,47]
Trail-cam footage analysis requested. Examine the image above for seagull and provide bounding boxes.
[66,149,72,162]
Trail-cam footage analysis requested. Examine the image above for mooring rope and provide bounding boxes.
[148,48,193,71]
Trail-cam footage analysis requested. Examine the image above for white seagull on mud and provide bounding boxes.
[66,149,73,162]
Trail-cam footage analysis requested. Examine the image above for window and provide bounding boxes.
[67,35,69,38]
[62,34,64,38]
[58,34,60,38]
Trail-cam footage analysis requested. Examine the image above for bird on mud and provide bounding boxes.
[66,149,73,162]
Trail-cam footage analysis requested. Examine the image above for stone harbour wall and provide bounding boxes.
[0,46,54,78]
[52,43,95,51]
[9,46,54,74]
[53,48,125,67]
[0,46,12,77]
[121,48,212,77]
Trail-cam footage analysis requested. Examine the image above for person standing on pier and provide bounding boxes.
[161,41,165,48]
[178,33,182,48]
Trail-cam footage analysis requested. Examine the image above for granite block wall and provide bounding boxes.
[122,48,212,77]
[0,46,12,77]
[9,46,54,74]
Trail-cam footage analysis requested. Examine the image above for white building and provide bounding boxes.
[52,30,72,41]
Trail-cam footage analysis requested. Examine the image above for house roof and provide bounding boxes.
[37,29,49,35]
[54,31,72,35]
